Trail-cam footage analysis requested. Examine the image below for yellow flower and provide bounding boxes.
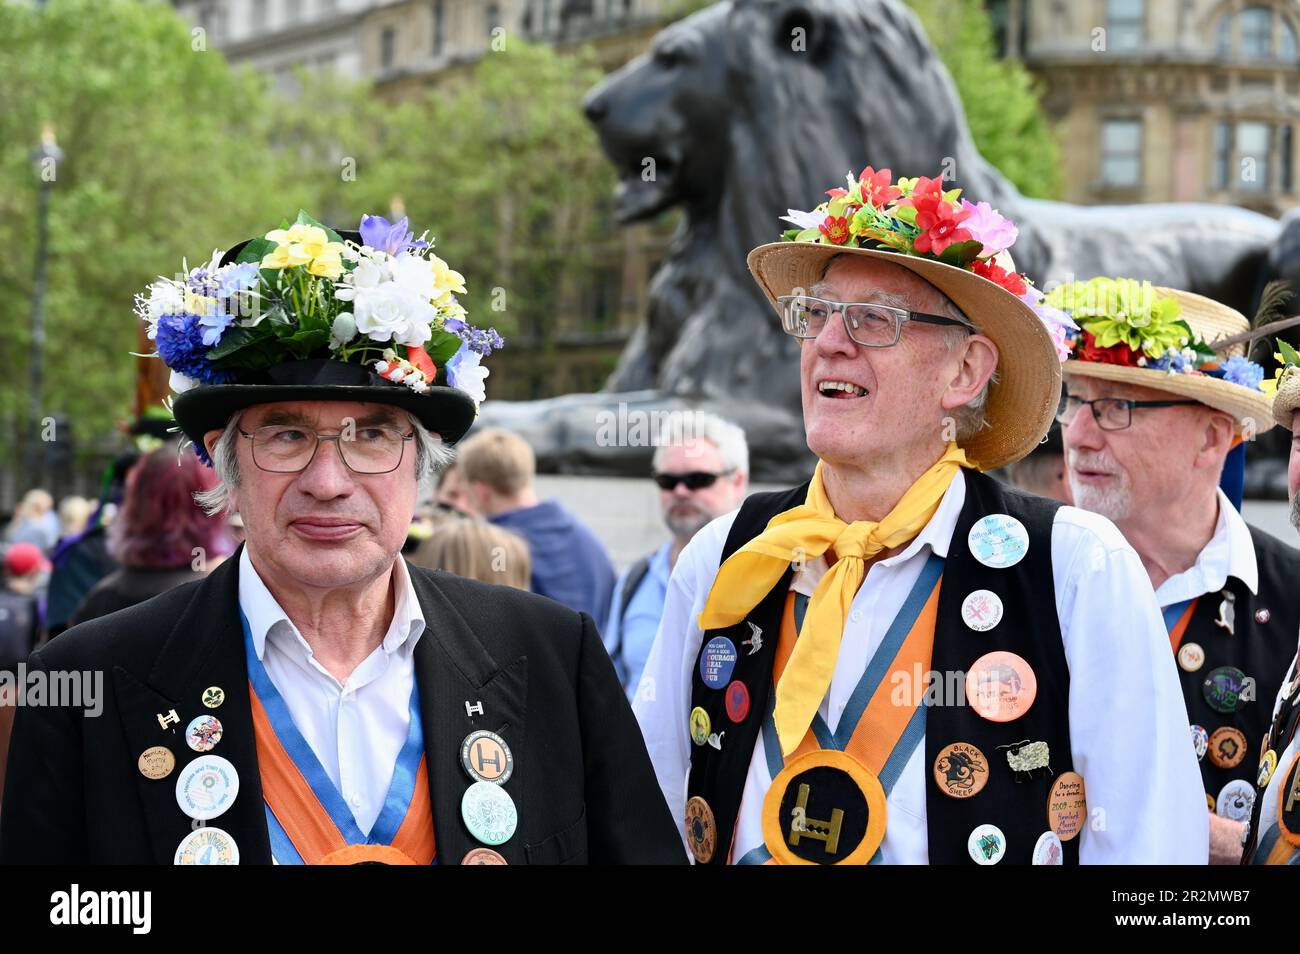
[308,246,344,279]
[184,292,219,316]
[261,244,312,270]
[430,256,466,297]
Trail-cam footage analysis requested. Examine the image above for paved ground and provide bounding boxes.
[535,474,1298,571]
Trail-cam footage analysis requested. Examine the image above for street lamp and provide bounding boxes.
[29,123,64,489]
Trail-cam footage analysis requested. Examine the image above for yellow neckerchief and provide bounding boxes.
[698,443,968,756]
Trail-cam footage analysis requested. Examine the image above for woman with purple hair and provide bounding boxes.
[68,449,234,626]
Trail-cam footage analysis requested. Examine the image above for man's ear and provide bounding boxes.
[1202,411,1237,461]
[940,334,999,411]
[202,429,225,459]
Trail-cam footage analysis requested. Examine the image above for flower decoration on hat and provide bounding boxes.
[134,210,503,406]
[1046,277,1266,391]
[781,167,1076,358]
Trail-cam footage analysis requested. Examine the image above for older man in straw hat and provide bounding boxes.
[634,169,1206,865]
[1243,355,1300,864]
[1,213,682,865]
[1051,278,1300,864]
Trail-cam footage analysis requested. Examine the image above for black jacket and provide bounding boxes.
[0,550,684,865]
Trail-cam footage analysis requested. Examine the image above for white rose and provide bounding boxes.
[169,370,199,393]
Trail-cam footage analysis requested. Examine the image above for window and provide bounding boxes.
[431,0,445,55]
[1100,118,1142,187]
[1214,121,1232,189]
[1281,123,1294,191]
[1107,0,1144,52]
[381,27,396,71]
[1215,15,1232,55]
[1241,6,1274,59]
[1237,121,1272,191]
[1283,19,1298,59]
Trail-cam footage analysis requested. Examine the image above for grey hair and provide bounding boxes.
[192,412,454,517]
[652,410,749,475]
[809,272,996,443]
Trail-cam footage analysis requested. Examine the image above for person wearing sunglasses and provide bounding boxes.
[1051,278,1300,865]
[633,176,1206,865]
[603,412,748,699]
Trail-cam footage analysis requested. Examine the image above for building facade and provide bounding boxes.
[992,0,1300,215]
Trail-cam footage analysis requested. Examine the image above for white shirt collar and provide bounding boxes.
[238,546,426,663]
[1154,489,1258,606]
[792,468,968,596]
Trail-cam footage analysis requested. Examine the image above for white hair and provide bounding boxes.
[652,410,749,476]
[192,411,454,517]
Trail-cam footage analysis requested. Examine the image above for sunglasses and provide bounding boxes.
[653,470,734,491]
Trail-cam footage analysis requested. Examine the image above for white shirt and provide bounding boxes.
[634,469,1208,864]
[238,548,425,835]
[1154,490,1258,608]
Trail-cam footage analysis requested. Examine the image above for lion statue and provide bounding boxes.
[482,0,1298,479]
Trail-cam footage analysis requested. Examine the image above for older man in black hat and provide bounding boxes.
[0,214,681,865]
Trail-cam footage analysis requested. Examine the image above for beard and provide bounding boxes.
[1290,492,1300,534]
[664,499,714,540]
[1067,449,1133,522]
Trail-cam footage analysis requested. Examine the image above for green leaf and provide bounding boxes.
[425,331,464,367]
[237,238,277,266]
[938,240,983,267]
[294,209,345,244]
[204,326,260,361]
[1278,339,1300,367]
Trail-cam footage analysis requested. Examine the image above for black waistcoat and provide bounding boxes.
[1175,526,1300,805]
[686,469,1078,864]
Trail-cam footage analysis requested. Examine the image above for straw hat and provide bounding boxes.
[1272,364,1300,431]
[1061,286,1273,437]
[747,241,1062,472]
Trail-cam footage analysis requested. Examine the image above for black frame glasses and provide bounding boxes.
[239,424,415,474]
[1056,394,1200,432]
[652,470,735,491]
[776,294,974,348]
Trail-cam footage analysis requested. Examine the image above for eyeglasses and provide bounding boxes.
[776,294,974,348]
[239,424,414,474]
[1056,394,1200,432]
[653,470,734,491]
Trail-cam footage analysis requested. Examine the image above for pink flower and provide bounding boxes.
[960,199,1019,257]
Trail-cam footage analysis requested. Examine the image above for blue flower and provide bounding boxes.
[1221,356,1265,391]
[359,214,427,256]
[198,311,235,347]
[154,312,232,384]
[1149,349,1190,374]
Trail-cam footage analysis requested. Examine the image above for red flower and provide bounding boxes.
[406,345,437,380]
[826,187,850,199]
[911,197,971,256]
[819,215,851,245]
[972,260,1028,297]
[858,165,902,207]
[1076,330,1141,367]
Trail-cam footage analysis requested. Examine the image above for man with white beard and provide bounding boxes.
[1051,278,1300,864]
[603,412,749,698]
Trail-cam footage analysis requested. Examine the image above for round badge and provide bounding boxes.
[965,651,1037,722]
[174,754,239,821]
[185,714,223,752]
[461,780,518,846]
[689,706,711,746]
[461,847,508,865]
[1278,751,1300,846]
[1256,608,1272,624]
[1207,793,1216,813]
[699,636,738,689]
[173,826,239,865]
[724,681,750,723]
[1047,771,1087,841]
[1191,724,1209,761]
[1208,726,1248,769]
[1259,748,1279,788]
[761,749,886,865]
[1216,778,1256,823]
[1203,666,1249,714]
[1032,830,1064,865]
[967,823,1006,865]
[933,742,990,799]
[967,514,1029,570]
[684,796,717,863]
[202,686,225,709]
[138,746,176,781]
[460,730,514,785]
[1177,642,1205,673]
[960,590,1003,632]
